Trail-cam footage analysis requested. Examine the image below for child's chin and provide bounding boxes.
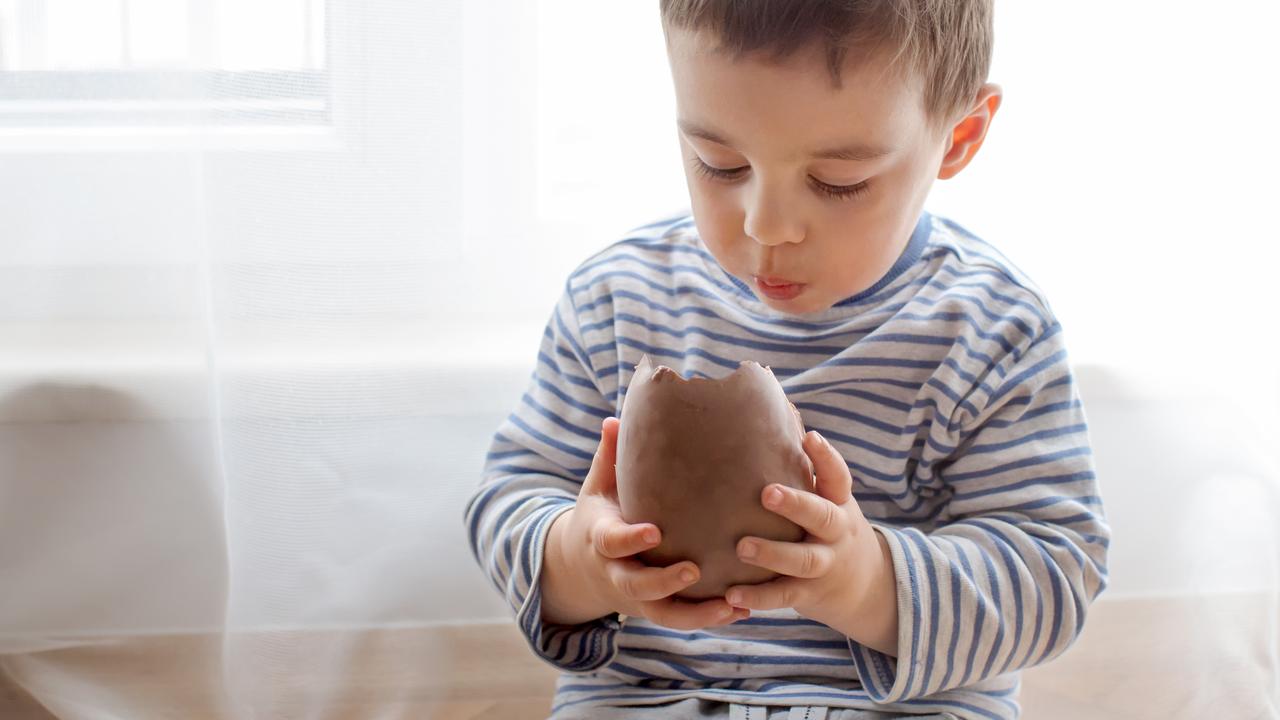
[760,293,827,316]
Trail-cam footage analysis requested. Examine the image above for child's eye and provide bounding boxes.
[689,156,747,181]
[810,176,871,201]
[689,156,870,201]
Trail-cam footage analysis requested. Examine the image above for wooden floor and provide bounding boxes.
[2,592,1276,719]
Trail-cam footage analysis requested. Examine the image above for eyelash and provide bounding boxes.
[689,156,871,201]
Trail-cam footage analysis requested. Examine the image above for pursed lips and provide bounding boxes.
[754,275,803,287]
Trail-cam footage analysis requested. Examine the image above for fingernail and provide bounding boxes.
[680,568,696,583]
[643,528,659,545]
[764,486,783,507]
[739,540,758,559]
[726,590,742,605]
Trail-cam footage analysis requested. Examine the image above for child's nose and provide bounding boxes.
[742,183,805,247]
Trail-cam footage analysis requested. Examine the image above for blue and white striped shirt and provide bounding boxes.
[464,210,1110,720]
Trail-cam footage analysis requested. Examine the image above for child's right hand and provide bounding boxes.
[541,416,750,630]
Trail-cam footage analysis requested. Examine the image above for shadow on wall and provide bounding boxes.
[0,381,231,717]
[0,381,228,644]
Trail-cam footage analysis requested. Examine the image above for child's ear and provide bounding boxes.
[937,83,1003,180]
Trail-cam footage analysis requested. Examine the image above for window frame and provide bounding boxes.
[0,0,347,153]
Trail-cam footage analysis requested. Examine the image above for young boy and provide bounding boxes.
[464,2,1110,718]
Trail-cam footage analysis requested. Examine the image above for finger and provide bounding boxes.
[640,596,740,631]
[792,405,816,493]
[761,482,846,544]
[581,417,620,496]
[736,536,835,579]
[803,430,853,506]
[788,400,805,437]
[710,607,752,626]
[605,557,699,601]
[725,576,807,612]
[591,517,661,559]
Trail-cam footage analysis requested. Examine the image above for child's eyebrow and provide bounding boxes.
[677,118,895,162]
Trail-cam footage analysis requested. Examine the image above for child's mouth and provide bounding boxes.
[753,275,806,301]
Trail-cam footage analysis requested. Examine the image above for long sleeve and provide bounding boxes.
[462,281,623,672]
[848,320,1111,701]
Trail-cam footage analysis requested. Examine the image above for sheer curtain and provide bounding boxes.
[0,0,584,716]
[1,1,1278,718]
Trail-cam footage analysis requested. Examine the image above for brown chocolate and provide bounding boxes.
[615,355,815,600]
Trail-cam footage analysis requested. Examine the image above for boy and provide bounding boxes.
[464,2,1110,718]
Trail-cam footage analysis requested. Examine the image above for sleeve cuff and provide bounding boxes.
[847,523,924,702]
[513,502,623,673]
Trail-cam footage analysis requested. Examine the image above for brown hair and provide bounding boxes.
[659,0,993,129]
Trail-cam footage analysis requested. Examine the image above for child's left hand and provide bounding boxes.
[724,421,900,656]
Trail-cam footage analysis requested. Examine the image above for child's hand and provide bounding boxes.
[722,425,899,656]
[541,416,750,631]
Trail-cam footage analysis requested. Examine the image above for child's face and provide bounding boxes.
[666,27,955,316]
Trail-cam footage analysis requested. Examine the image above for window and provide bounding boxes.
[0,0,329,136]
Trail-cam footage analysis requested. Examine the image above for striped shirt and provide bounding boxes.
[463,210,1111,720]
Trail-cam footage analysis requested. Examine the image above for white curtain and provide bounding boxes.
[1,1,1277,718]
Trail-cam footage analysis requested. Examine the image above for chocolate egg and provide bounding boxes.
[615,355,815,600]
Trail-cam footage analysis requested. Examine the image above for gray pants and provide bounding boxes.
[549,698,958,719]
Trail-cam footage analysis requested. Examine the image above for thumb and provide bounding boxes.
[788,400,805,436]
[805,430,853,506]
[581,416,620,497]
